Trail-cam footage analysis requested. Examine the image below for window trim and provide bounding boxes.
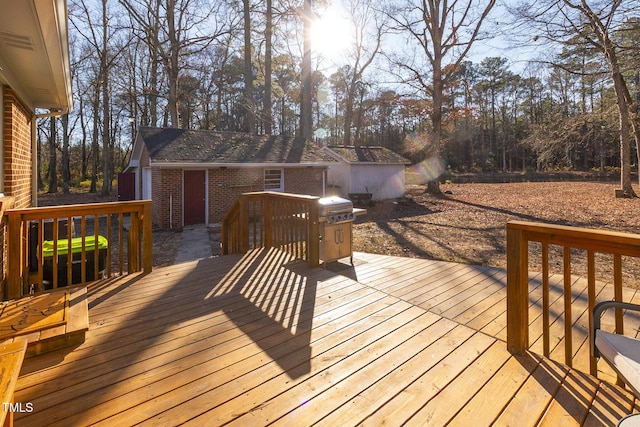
[264,168,284,192]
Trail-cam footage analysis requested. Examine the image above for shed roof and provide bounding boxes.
[324,145,410,164]
[137,127,336,165]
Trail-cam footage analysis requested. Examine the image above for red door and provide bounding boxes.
[117,172,136,201]
[183,170,206,225]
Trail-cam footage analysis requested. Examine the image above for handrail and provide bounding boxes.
[5,200,153,300]
[506,220,640,377]
[221,192,320,267]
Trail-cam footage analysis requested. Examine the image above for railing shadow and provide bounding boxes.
[205,247,318,379]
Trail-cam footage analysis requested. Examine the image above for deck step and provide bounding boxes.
[0,286,88,357]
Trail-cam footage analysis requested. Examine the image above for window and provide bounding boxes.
[264,168,284,191]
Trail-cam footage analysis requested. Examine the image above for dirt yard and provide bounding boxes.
[37,181,640,287]
[353,181,640,288]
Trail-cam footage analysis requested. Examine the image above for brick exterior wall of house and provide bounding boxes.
[1,87,34,297]
[152,168,182,229]
[3,87,33,209]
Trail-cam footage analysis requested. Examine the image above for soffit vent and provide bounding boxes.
[0,32,35,51]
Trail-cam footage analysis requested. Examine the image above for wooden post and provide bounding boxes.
[128,211,140,273]
[307,201,320,267]
[142,201,153,273]
[587,250,597,376]
[506,223,529,354]
[264,196,272,249]
[239,196,249,253]
[6,213,23,300]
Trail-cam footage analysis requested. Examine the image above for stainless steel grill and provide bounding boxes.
[318,196,355,224]
[318,196,356,264]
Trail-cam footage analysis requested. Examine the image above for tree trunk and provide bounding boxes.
[264,0,273,135]
[300,0,313,140]
[90,84,99,193]
[100,0,112,196]
[613,71,636,197]
[243,0,255,133]
[61,113,70,194]
[47,117,57,193]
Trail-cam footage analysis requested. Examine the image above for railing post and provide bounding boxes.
[239,196,249,253]
[506,223,529,354]
[142,201,153,273]
[128,210,140,273]
[6,212,23,300]
[307,201,319,267]
[264,196,272,248]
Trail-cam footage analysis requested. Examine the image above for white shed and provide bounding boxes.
[323,146,410,201]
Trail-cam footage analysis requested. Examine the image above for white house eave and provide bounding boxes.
[0,0,73,114]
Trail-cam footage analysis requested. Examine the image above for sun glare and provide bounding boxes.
[310,4,353,65]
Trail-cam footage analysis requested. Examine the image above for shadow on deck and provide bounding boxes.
[13,249,640,426]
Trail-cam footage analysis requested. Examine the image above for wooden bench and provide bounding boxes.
[592,301,640,398]
[0,341,27,427]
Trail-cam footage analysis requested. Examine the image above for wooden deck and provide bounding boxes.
[13,249,640,426]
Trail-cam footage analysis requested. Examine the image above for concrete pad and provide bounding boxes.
[175,224,212,263]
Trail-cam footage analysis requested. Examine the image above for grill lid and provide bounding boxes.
[318,196,353,216]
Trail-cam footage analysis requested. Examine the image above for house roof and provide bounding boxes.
[137,127,336,166]
[324,145,410,165]
[0,0,73,113]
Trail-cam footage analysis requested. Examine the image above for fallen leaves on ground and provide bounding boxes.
[353,182,640,289]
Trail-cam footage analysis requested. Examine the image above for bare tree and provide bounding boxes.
[120,0,230,128]
[301,0,313,140]
[264,0,274,134]
[340,0,388,146]
[242,0,256,133]
[70,0,122,195]
[47,117,58,193]
[514,0,640,197]
[389,0,496,194]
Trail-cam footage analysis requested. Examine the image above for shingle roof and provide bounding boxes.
[138,127,336,164]
[325,146,410,164]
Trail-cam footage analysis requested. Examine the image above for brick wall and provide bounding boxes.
[208,168,262,224]
[3,87,33,209]
[284,167,324,197]
[207,167,326,225]
[1,87,34,298]
[152,168,182,229]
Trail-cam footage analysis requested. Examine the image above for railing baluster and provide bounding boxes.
[587,249,597,376]
[563,246,573,366]
[106,214,112,277]
[613,254,623,333]
[118,212,124,274]
[81,216,87,284]
[542,243,550,357]
[52,217,59,290]
[67,217,73,287]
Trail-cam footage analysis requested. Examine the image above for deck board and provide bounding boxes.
[13,250,639,426]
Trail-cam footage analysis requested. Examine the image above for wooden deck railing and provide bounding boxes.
[5,200,152,300]
[506,220,640,377]
[221,192,320,267]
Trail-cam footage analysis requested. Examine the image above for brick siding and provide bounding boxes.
[1,87,35,297]
[152,168,182,229]
[3,87,33,209]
